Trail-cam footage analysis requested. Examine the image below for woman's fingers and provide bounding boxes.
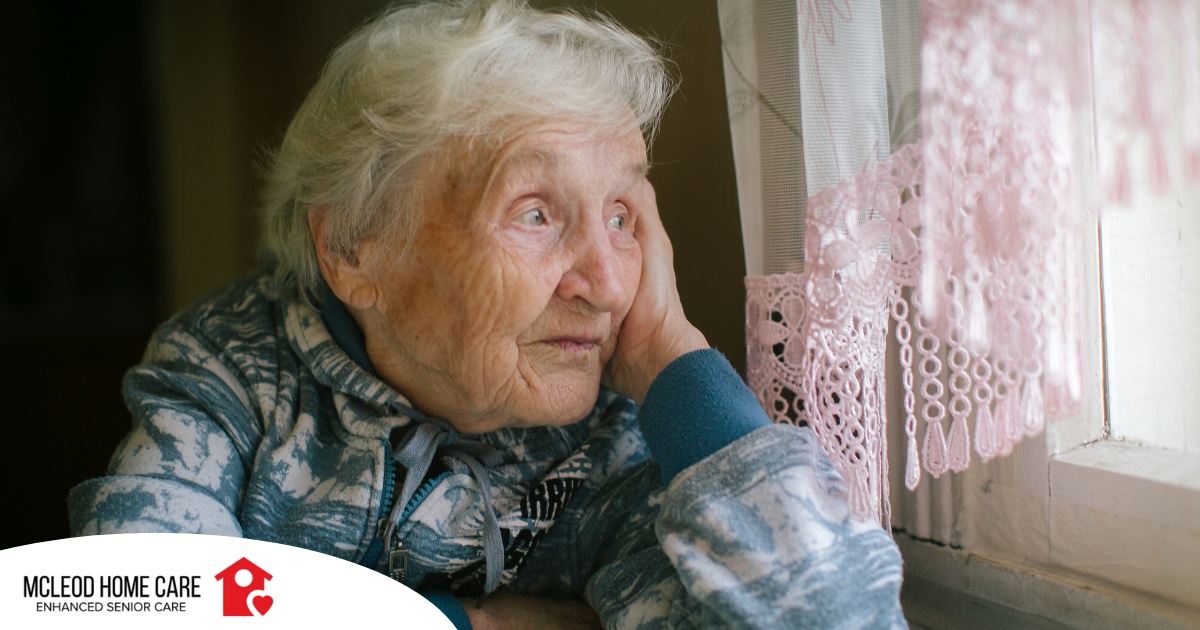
[605,180,708,403]
[633,179,672,266]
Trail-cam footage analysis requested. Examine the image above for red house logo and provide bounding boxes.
[214,557,274,616]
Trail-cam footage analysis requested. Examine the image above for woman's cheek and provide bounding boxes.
[616,239,642,309]
[477,247,557,334]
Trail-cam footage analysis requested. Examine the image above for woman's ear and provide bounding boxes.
[308,207,379,310]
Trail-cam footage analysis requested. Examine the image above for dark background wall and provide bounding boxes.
[0,0,744,549]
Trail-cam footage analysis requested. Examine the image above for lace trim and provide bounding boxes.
[738,0,1200,527]
[747,110,1091,523]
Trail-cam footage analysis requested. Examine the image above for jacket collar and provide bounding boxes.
[283,280,418,439]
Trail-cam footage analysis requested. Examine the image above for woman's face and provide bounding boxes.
[355,123,647,433]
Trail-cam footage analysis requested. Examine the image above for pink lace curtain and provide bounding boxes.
[719,0,1200,525]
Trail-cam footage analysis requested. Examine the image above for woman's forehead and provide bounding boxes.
[437,124,646,206]
[484,127,648,185]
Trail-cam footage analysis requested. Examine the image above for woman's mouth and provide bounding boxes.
[544,337,601,352]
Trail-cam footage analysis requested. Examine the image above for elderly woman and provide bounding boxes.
[69,1,906,628]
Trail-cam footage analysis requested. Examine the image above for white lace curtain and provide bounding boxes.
[719,0,1200,525]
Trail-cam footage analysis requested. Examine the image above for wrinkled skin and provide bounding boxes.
[313,122,707,435]
[313,121,709,627]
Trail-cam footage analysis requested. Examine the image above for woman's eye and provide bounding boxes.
[608,215,626,230]
[515,207,547,226]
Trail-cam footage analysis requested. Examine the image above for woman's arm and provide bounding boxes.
[587,180,907,628]
[585,422,908,629]
[583,349,907,628]
[69,324,258,536]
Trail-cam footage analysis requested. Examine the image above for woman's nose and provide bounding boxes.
[556,220,629,313]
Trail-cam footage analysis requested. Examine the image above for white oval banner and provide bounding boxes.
[0,534,454,629]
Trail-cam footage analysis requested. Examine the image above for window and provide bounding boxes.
[1101,166,1200,454]
[895,10,1200,625]
[716,0,1199,621]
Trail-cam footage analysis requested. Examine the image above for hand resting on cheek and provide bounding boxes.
[604,179,710,404]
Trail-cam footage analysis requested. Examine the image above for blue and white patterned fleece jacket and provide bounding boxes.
[69,271,907,629]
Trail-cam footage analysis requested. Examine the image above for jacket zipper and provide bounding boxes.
[359,439,397,570]
[399,471,451,523]
[360,439,451,582]
[384,470,452,580]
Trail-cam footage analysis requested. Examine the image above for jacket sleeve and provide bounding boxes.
[583,350,908,629]
[68,323,261,537]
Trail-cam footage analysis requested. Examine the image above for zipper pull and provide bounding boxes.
[377,518,409,583]
[388,540,410,582]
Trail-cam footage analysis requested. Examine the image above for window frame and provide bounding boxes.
[894,118,1200,629]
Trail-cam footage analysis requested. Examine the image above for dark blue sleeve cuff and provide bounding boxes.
[636,349,770,484]
[421,589,471,630]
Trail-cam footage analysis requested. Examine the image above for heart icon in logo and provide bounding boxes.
[252,595,274,616]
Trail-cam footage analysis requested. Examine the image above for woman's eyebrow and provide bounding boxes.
[482,149,556,196]
[620,161,650,192]
[499,148,557,173]
[484,150,648,196]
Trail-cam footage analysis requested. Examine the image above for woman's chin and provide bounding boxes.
[495,379,604,432]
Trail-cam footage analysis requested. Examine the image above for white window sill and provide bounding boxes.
[897,439,1200,628]
[898,534,1200,630]
[1051,439,1200,527]
[1046,439,1200,609]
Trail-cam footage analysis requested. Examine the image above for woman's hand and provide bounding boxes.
[605,179,709,403]
[462,592,601,630]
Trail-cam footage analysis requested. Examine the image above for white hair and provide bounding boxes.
[258,0,676,300]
